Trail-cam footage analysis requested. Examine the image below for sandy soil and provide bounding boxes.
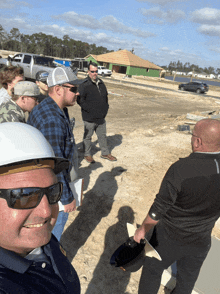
[61,74,220,294]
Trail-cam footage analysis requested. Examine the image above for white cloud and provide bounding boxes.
[52,11,100,30]
[190,8,220,25]
[210,47,220,54]
[100,15,155,38]
[52,11,155,38]
[140,7,185,24]
[136,0,189,6]
[0,0,32,9]
[160,47,170,51]
[198,25,220,37]
[0,15,145,51]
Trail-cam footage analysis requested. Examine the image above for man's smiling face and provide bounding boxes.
[0,168,58,256]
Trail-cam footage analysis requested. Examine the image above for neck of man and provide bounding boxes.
[50,95,65,110]
[40,88,48,96]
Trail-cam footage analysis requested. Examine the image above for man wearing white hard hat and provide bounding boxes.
[0,81,39,123]
[27,67,84,241]
[0,122,80,293]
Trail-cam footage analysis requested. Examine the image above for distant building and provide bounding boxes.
[85,49,163,78]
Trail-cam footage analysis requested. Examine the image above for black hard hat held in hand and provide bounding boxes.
[110,237,146,272]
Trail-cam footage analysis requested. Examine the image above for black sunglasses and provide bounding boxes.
[0,182,63,209]
[62,85,78,93]
[90,70,98,73]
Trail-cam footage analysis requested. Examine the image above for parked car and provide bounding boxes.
[0,53,59,80]
[178,82,209,94]
[97,66,112,77]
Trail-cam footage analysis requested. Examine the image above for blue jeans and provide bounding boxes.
[52,211,69,241]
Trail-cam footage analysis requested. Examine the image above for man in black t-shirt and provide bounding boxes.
[134,119,220,294]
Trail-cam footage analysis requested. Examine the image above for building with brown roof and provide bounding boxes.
[86,49,163,77]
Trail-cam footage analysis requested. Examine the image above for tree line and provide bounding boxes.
[163,61,218,75]
[0,25,112,59]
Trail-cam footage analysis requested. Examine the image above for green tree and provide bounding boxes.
[0,25,8,50]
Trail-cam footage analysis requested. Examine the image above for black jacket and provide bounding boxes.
[77,76,109,124]
[0,235,80,294]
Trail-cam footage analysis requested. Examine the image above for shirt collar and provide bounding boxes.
[190,152,220,159]
[0,247,33,273]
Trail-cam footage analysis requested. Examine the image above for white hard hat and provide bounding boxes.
[0,122,69,174]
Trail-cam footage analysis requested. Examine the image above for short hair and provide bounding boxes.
[48,85,55,95]
[0,66,24,89]
[88,61,98,70]
[11,93,20,102]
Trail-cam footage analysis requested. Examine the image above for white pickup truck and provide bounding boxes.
[97,66,112,77]
[0,53,60,80]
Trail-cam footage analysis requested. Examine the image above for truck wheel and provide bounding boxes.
[196,89,201,94]
[180,87,185,91]
[102,72,105,77]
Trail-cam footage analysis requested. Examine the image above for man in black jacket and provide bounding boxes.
[78,62,117,163]
[134,119,220,294]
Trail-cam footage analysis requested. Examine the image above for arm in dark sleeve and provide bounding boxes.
[149,163,181,220]
[77,83,92,112]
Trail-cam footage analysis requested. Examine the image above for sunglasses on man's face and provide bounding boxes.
[90,70,98,73]
[0,182,63,209]
[62,85,78,93]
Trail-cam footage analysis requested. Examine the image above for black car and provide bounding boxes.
[178,82,209,94]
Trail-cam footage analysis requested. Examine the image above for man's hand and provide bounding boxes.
[134,226,146,243]
[134,214,159,243]
[63,199,76,213]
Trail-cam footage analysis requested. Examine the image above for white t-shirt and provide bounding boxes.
[0,88,11,106]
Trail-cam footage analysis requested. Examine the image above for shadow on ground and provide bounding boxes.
[61,166,127,262]
[85,206,135,294]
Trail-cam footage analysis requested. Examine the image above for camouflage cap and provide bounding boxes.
[14,81,40,97]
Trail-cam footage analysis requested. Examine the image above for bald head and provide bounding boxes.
[192,119,220,152]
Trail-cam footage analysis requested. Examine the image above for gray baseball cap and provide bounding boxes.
[47,67,83,87]
[14,81,40,97]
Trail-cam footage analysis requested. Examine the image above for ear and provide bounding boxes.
[194,137,202,149]
[55,85,63,96]
[20,96,26,104]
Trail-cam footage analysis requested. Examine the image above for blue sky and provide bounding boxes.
[1,0,220,69]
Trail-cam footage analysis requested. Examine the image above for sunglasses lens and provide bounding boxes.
[47,183,62,204]
[70,87,78,93]
[11,188,41,209]
[9,183,62,209]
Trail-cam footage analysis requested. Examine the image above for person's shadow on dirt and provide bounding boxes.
[85,206,135,294]
[78,161,103,191]
[61,166,127,262]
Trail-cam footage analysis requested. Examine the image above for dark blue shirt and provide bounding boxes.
[27,97,75,205]
[0,235,80,294]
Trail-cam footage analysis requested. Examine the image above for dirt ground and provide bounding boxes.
[61,74,220,294]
